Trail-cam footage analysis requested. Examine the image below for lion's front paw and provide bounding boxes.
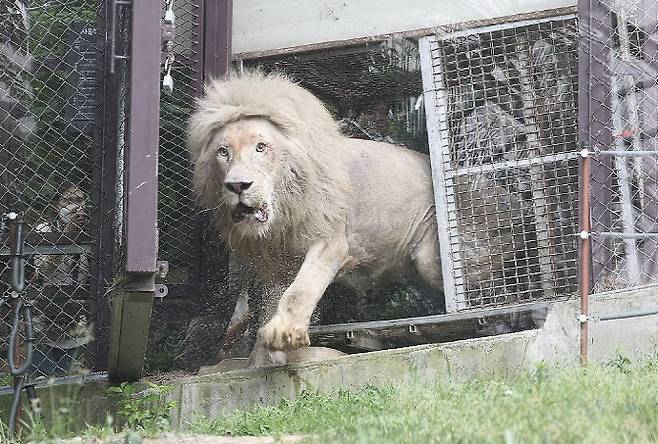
[259,313,310,351]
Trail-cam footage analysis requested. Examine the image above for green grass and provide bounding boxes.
[188,357,658,444]
[6,356,658,443]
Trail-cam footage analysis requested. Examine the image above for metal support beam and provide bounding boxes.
[108,288,155,383]
[419,36,463,313]
[123,2,161,274]
[203,0,233,80]
[108,0,162,383]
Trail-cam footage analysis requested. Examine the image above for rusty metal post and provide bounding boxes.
[577,0,593,364]
[578,150,592,364]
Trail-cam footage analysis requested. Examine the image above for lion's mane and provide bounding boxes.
[188,71,351,257]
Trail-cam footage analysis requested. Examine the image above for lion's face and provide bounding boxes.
[208,118,286,236]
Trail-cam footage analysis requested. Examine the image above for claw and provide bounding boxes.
[259,313,310,351]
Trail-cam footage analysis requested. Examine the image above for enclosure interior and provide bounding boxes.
[2,0,654,381]
[146,12,583,373]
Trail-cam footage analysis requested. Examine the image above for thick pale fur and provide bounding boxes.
[189,71,447,366]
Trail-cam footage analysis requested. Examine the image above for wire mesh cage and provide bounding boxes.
[0,0,118,381]
[583,0,658,291]
[420,15,580,311]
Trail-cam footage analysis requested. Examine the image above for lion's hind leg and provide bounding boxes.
[411,229,445,311]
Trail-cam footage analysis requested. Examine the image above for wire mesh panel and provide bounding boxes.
[246,41,428,152]
[0,1,119,380]
[583,0,658,291]
[158,0,202,289]
[147,0,200,374]
[146,0,235,374]
[420,15,580,311]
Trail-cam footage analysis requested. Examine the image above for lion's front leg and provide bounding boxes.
[259,236,348,352]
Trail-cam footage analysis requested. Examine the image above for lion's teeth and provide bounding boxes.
[254,209,268,222]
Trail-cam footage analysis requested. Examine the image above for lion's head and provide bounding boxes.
[188,72,350,245]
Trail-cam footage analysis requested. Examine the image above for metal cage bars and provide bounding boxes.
[420,14,580,313]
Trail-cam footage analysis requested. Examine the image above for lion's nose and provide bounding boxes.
[225,181,253,194]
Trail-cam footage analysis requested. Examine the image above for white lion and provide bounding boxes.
[188,71,517,366]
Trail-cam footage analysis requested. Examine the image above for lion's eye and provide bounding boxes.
[218,146,229,157]
[255,142,267,153]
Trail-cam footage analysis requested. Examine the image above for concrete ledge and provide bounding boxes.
[169,284,658,428]
[588,284,658,360]
[0,374,114,432]
[171,330,540,427]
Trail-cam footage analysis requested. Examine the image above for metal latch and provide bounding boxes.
[161,0,176,94]
[155,261,169,298]
[161,24,176,43]
[156,260,169,279]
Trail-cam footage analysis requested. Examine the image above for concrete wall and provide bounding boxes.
[232,0,577,55]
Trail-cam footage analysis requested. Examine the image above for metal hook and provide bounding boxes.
[7,213,25,294]
[164,0,176,24]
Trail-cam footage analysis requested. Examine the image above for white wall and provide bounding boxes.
[233,0,576,55]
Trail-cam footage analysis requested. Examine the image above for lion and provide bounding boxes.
[188,71,521,367]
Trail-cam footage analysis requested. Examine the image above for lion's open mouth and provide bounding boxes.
[231,202,269,223]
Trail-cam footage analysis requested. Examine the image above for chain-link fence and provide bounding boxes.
[583,0,658,292]
[145,0,237,374]
[6,0,646,379]
[147,0,204,374]
[0,0,120,382]
[0,1,628,380]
